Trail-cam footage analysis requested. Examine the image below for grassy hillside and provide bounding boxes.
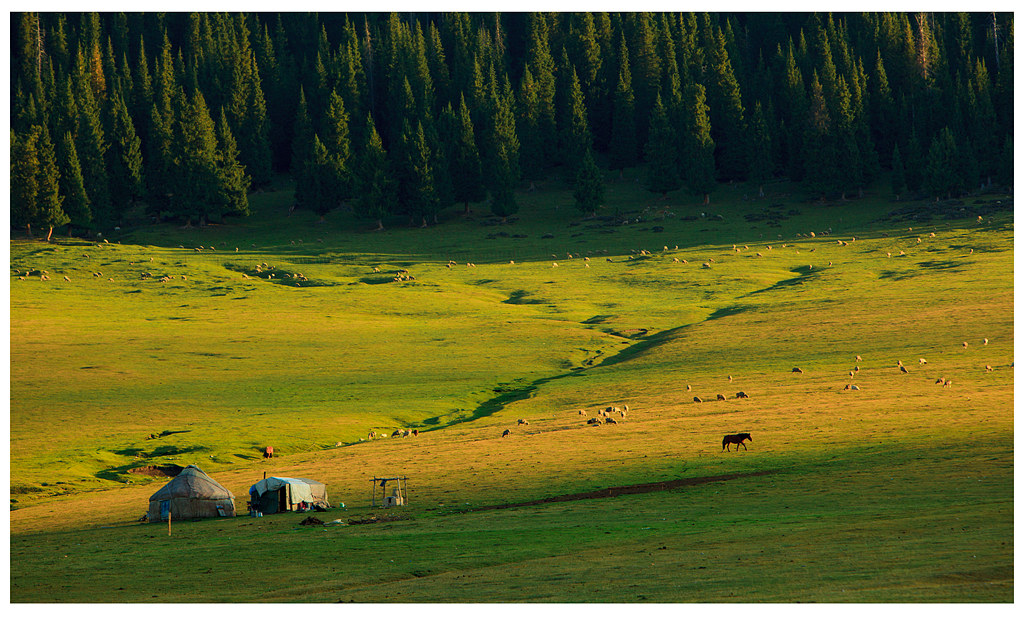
[9,174,1013,602]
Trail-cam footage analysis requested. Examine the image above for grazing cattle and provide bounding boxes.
[502,429,511,438]
[717,394,726,401]
[392,430,403,438]
[735,391,749,399]
[412,429,419,436]
[517,419,529,425]
[722,433,752,452]
[792,367,803,373]
[693,396,703,403]
[263,446,274,458]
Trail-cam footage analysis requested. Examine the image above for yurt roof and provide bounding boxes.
[148,465,235,502]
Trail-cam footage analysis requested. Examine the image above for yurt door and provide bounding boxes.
[159,500,170,520]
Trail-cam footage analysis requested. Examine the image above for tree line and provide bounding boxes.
[10,12,1015,236]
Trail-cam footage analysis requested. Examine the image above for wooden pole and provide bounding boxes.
[167,510,172,536]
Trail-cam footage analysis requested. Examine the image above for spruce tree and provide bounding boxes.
[173,89,221,224]
[524,13,557,166]
[707,26,747,180]
[516,68,545,182]
[749,101,772,198]
[322,90,353,206]
[35,125,68,241]
[996,135,1013,190]
[355,114,397,230]
[291,88,314,203]
[57,130,92,231]
[215,109,251,217]
[561,65,593,175]
[74,71,113,228]
[11,128,40,234]
[608,37,637,177]
[489,73,521,218]
[924,127,958,200]
[890,142,906,200]
[573,149,605,217]
[450,95,486,214]
[803,72,839,199]
[301,135,335,216]
[106,87,145,213]
[683,83,716,204]
[643,94,680,198]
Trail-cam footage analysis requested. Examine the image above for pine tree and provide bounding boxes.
[106,87,145,213]
[215,109,251,217]
[573,149,605,216]
[355,113,396,230]
[748,101,772,198]
[35,125,68,241]
[301,135,335,216]
[11,128,40,234]
[707,26,747,180]
[525,13,557,166]
[450,95,486,214]
[489,73,521,218]
[561,65,592,175]
[643,94,680,198]
[608,36,637,177]
[399,121,438,226]
[291,87,314,194]
[890,142,906,200]
[803,71,839,200]
[924,127,958,199]
[173,89,222,224]
[322,90,353,206]
[241,54,273,188]
[56,130,92,231]
[516,68,545,182]
[74,66,113,227]
[682,83,716,204]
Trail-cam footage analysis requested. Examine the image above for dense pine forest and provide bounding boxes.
[10,12,1014,237]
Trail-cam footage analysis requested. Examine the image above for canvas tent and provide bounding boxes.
[249,476,329,514]
[147,465,236,522]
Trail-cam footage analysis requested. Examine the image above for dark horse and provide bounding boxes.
[722,433,752,451]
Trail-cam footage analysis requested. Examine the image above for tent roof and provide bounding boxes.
[148,465,235,502]
[249,476,326,504]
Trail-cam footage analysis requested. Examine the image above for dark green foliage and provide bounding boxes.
[56,130,92,228]
[573,149,605,216]
[608,37,637,174]
[450,96,486,214]
[106,88,145,213]
[890,142,906,199]
[643,94,680,197]
[996,135,1013,189]
[748,101,772,196]
[354,114,397,227]
[34,125,69,235]
[7,11,1013,229]
[682,83,716,203]
[924,127,959,199]
[11,128,40,231]
[214,109,251,217]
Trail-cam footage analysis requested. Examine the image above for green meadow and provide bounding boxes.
[9,175,1013,602]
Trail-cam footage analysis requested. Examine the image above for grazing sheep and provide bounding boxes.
[604,417,617,425]
[919,358,927,364]
[579,409,586,416]
[368,431,376,439]
[983,338,989,345]
[844,384,851,390]
[792,367,803,373]
[849,371,855,378]
[412,429,419,436]
[392,430,403,438]
[855,355,862,361]
[517,419,529,426]
[735,392,749,399]
[587,417,602,425]
[943,379,952,387]
[897,360,904,367]
[985,365,993,372]
[693,396,703,403]
[623,404,629,412]
[900,365,909,374]
[716,394,726,401]
[854,366,860,373]
[502,429,511,438]
[851,385,860,390]
[728,375,733,382]
[403,429,411,437]
[962,342,969,349]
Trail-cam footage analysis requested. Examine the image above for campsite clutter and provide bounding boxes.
[248,475,330,515]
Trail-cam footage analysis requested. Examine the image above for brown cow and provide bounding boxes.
[263,446,274,458]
